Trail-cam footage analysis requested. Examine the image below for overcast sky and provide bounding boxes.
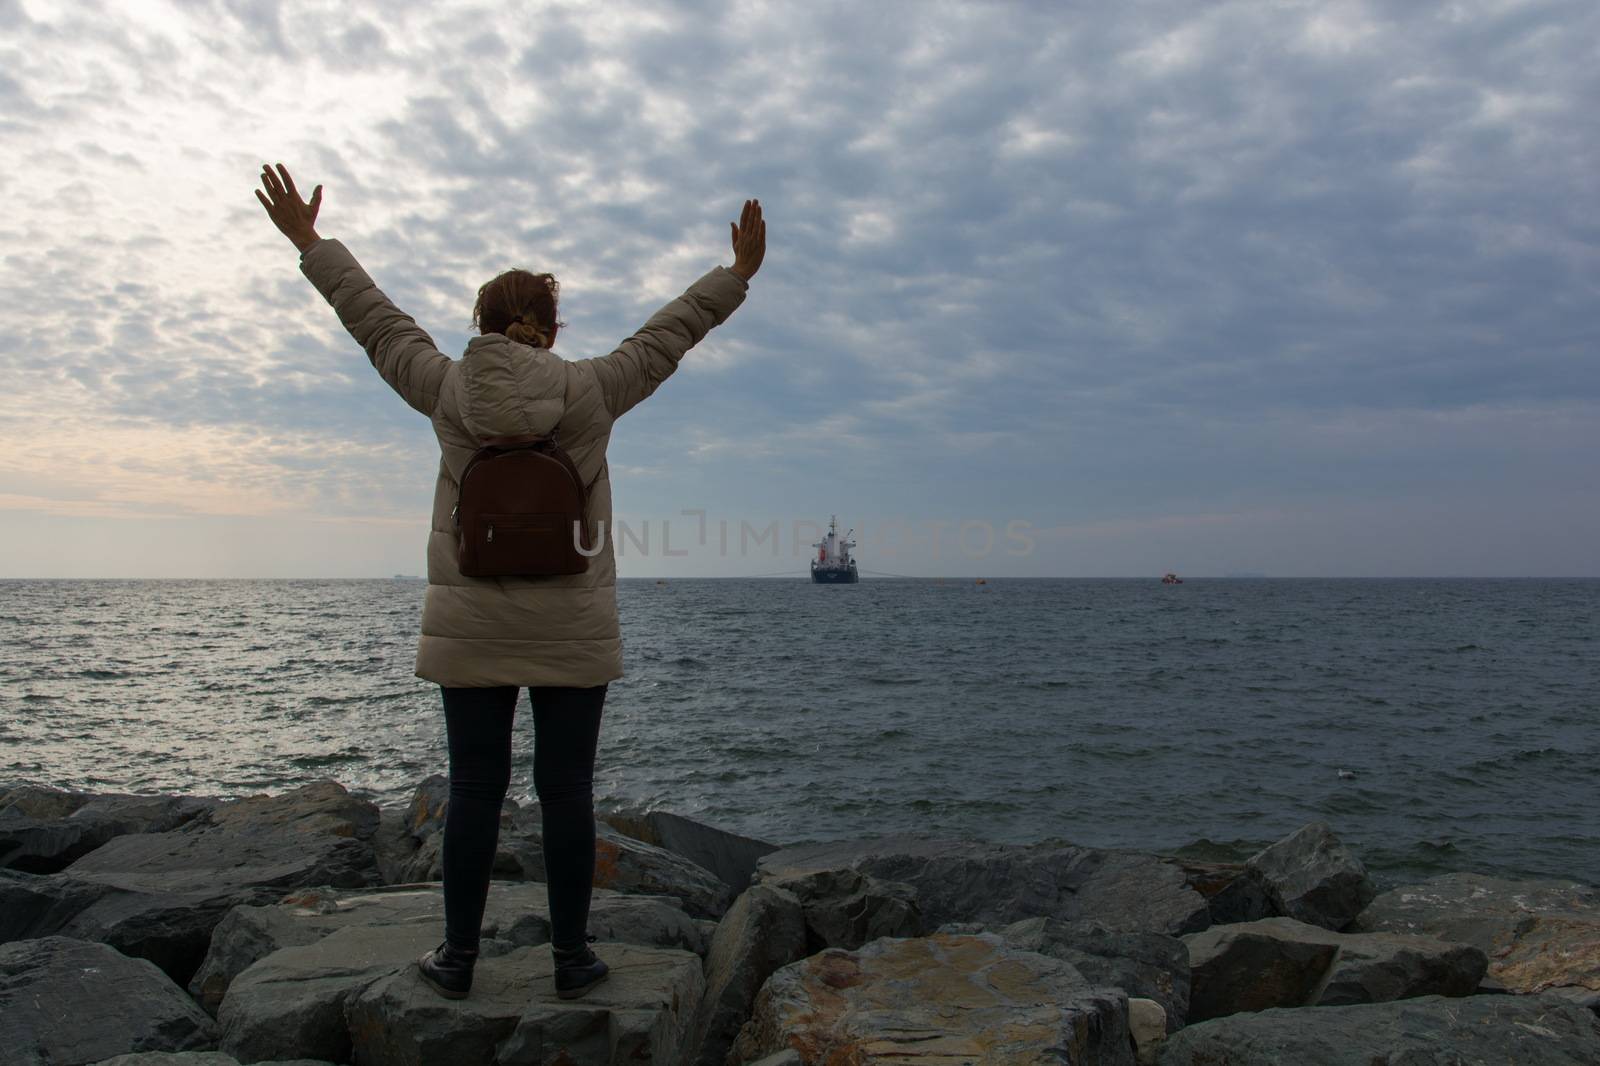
[1,0,1595,577]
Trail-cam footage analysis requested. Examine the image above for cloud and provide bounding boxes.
[0,0,1596,574]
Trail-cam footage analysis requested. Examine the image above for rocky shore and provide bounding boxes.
[2,777,1597,1065]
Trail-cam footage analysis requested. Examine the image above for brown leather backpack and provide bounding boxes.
[452,434,598,577]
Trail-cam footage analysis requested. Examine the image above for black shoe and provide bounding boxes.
[418,941,478,1000]
[552,933,608,1000]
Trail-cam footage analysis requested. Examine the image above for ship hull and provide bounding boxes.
[811,565,859,584]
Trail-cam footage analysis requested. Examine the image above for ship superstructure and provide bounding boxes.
[811,515,859,584]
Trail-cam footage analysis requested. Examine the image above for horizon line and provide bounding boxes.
[3,574,1597,581]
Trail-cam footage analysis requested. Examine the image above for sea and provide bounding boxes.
[1,577,1594,892]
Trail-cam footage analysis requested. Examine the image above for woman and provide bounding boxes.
[254,163,764,1001]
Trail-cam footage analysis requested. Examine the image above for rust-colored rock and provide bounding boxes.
[1353,872,1600,999]
[729,932,1135,1065]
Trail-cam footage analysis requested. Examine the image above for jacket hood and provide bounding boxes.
[455,335,566,440]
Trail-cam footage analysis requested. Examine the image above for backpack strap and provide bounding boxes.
[478,433,554,450]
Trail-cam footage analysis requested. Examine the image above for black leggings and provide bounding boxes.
[440,683,607,953]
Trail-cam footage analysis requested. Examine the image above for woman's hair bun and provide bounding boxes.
[504,318,550,347]
[473,269,563,346]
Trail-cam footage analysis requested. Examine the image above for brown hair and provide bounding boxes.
[473,269,564,348]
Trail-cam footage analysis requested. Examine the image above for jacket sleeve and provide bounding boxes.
[579,265,748,420]
[298,238,452,417]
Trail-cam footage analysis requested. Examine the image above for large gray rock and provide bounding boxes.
[1183,918,1336,1022]
[1310,927,1485,1007]
[1182,916,1484,1021]
[356,776,448,885]
[1,781,384,987]
[596,818,740,922]
[65,791,216,834]
[0,867,234,989]
[190,880,713,1014]
[88,1056,246,1066]
[598,803,783,893]
[370,806,421,886]
[345,941,705,1065]
[1156,854,1278,926]
[684,883,808,1066]
[1,783,94,820]
[0,786,217,874]
[0,936,217,1065]
[942,916,1191,1033]
[192,883,453,1014]
[86,1049,244,1056]
[728,932,1136,1065]
[760,867,921,954]
[403,774,452,839]
[90,1049,334,1056]
[1244,822,1375,931]
[1351,871,1600,1000]
[1546,984,1600,1017]
[219,923,439,1063]
[755,836,1211,937]
[1,867,124,941]
[1156,992,1600,1065]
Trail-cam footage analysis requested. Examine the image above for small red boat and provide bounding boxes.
[1161,572,1183,584]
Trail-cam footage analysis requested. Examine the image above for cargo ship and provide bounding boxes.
[811,516,859,584]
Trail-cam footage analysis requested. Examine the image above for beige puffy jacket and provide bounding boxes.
[299,238,748,688]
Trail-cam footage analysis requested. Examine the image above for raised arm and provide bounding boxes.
[256,164,450,417]
[581,199,765,420]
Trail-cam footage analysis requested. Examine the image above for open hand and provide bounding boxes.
[255,163,322,252]
[729,199,765,282]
